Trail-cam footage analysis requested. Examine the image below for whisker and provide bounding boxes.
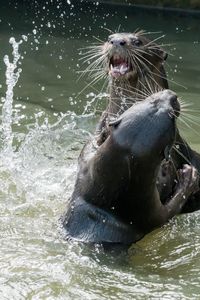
[138,30,162,36]
[76,72,106,98]
[148,43,174,49]
[150,69,187,90]
[79,52,105,61]
[112,82,149,99]
[181,114,200,128]
[92,36,104,43]
[181,107,200,113]
[77,69,103,74]
[134,29,146,36]
[145,34,166,47]
[178,115,200,138]
[116,24,122,33]
[133,49,168,80]
[79,44,103,50]
[172,146,193,168]
[77,55,107,81]
[103,27,114,34]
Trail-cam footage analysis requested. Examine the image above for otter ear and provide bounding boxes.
[153,45,168,61]
[158,47,168,61]
[109,118,122,128]
[163,51,168,61]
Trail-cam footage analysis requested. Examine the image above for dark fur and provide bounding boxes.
[62,90,199,245]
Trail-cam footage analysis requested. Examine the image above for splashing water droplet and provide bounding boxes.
[22,35,28,42]
[1,37,23,161]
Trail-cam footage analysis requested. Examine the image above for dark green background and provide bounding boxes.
[88,0,200,9]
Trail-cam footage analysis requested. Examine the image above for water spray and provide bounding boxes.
[1,37,23,155]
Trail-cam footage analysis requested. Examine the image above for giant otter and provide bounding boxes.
[62,90,199,245]
[81,31,169,143]
[82,31,200,213]
[103,31,168,113]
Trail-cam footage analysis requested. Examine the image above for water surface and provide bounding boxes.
[0,1,200,299]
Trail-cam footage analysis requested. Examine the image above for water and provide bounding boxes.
[0,1,200,299]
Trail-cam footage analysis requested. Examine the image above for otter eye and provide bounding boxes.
[133,39,142,47]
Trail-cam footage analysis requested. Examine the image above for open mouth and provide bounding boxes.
[109,54,131,78]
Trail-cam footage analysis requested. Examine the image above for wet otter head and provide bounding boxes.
[110,90,180,162]
[80,30,169,122]
[81,31,168,88]
[104,32,168,82]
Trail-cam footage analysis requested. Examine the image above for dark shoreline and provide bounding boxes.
[82,0,200,17]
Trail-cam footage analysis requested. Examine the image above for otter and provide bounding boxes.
[81,31,200,213]
[62,90,199,245]
[81,31,169,144]
[103,32,168,112]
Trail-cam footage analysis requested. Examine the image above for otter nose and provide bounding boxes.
[110,38,126,46]
[170,94,180,117]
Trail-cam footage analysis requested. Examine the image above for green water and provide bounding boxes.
[0,1,200,299]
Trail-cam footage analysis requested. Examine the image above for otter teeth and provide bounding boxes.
[120,64,128,74]
[109,63,129,77]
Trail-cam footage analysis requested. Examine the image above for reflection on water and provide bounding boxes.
[0,1,200,299]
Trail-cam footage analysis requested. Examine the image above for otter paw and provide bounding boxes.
[177,164,199,195]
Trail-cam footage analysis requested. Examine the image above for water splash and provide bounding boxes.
[83,92,108,115]
[0,36,93,207]
[1,37,22,158]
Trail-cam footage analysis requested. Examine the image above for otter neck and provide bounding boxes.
[128,160,160,208]
[107,76,139,116]
[132,158,160,188]
[107,72,165,117]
